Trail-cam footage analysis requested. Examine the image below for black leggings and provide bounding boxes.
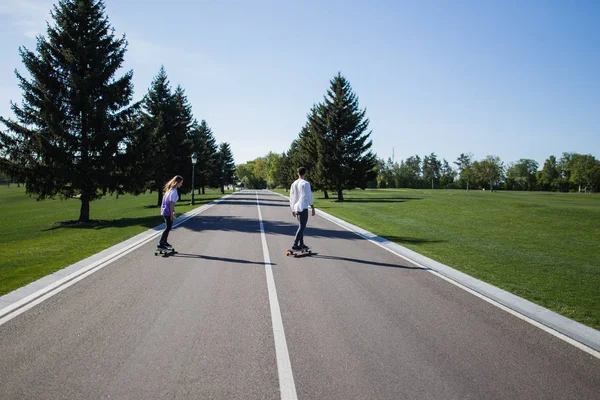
[159,215,173,245]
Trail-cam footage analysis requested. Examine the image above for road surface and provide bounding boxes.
[0,191,598,399]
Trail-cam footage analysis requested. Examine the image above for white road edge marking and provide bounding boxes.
[324,210,600,360]
[428,270,600,360]
[255,191,298,400]
[269,191,600,360]
[0,196,230,326]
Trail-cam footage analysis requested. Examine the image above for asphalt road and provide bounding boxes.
[0,191,598,399]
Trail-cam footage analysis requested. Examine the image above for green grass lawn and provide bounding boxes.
[0,186,228,296]
[276,188,600,331]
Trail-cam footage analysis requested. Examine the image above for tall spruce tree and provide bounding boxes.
[142,67,193,205]
[311,73,376,201]
[190,119,218,194]
[283,139,301,190]
[275,152,291,189]
[172,85,195,192]
[454,153,474,191]
[119,107,153,195]
[0,0,137,222]
[301,111,332,198]
[439,159,456,188]
[422,153,441,189]
[217,142,235,194]
[307,104,336,199]
[142,67,173,205]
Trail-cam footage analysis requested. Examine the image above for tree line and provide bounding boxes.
[376,152,599,192]
[238,149,599,194]
[0,0,235,222]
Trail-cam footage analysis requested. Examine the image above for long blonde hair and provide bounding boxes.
[163,175,183,193]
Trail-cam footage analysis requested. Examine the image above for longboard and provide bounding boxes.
[154,248,176,256]
[285,248,312,257]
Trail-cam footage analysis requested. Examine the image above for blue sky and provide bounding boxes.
[1,0,598,168]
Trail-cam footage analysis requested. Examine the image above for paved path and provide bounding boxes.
[0,191,598,399]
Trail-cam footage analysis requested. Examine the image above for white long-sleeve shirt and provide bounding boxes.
[289,178,313,212]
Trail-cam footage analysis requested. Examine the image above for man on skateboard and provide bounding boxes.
[289,167,316,253]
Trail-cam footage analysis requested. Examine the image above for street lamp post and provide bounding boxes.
[191,152,198,205]
[221,165,225,194]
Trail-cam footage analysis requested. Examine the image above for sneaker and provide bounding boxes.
[291,245,302,251]
[157,244,168,250]
[164,242,173,249]
[300,244,309,250]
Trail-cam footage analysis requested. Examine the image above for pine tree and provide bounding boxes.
[275,152,291,189]
[311,73,376,201]
[142,67,193,205]
[142,67,173,205]
[404,155,422,188]
[190,120,218,194]
[217,142,235,194]
[283,140,301,191]
[0,0,137,222]
[422,153,441,189]
[303,109,332,198]
[172,85,195,192]
[454,153,474,191]
[119,108,153,195]
[308,103,336,199]
[439,159,456,188]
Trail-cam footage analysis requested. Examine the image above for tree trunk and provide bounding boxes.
[323,190,329,199]
[337,187,344,201]
[79,195,90,222]
[201,185,205,195]
[467,180,470,192]
[431,178,434,189]
[157,189,163,207]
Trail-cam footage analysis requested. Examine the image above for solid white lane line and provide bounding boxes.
[255,191,298,400]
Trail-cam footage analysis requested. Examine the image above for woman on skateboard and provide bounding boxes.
[289,167,315,251]
[158,175,183,251]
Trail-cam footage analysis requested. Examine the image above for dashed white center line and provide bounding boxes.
[255,191,298,400]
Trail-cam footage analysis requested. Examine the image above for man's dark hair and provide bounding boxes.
[297,167,306,176]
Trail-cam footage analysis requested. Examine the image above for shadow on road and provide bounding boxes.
[308,253,428,270]
[217,199,289,207]
[170,253,273,266]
